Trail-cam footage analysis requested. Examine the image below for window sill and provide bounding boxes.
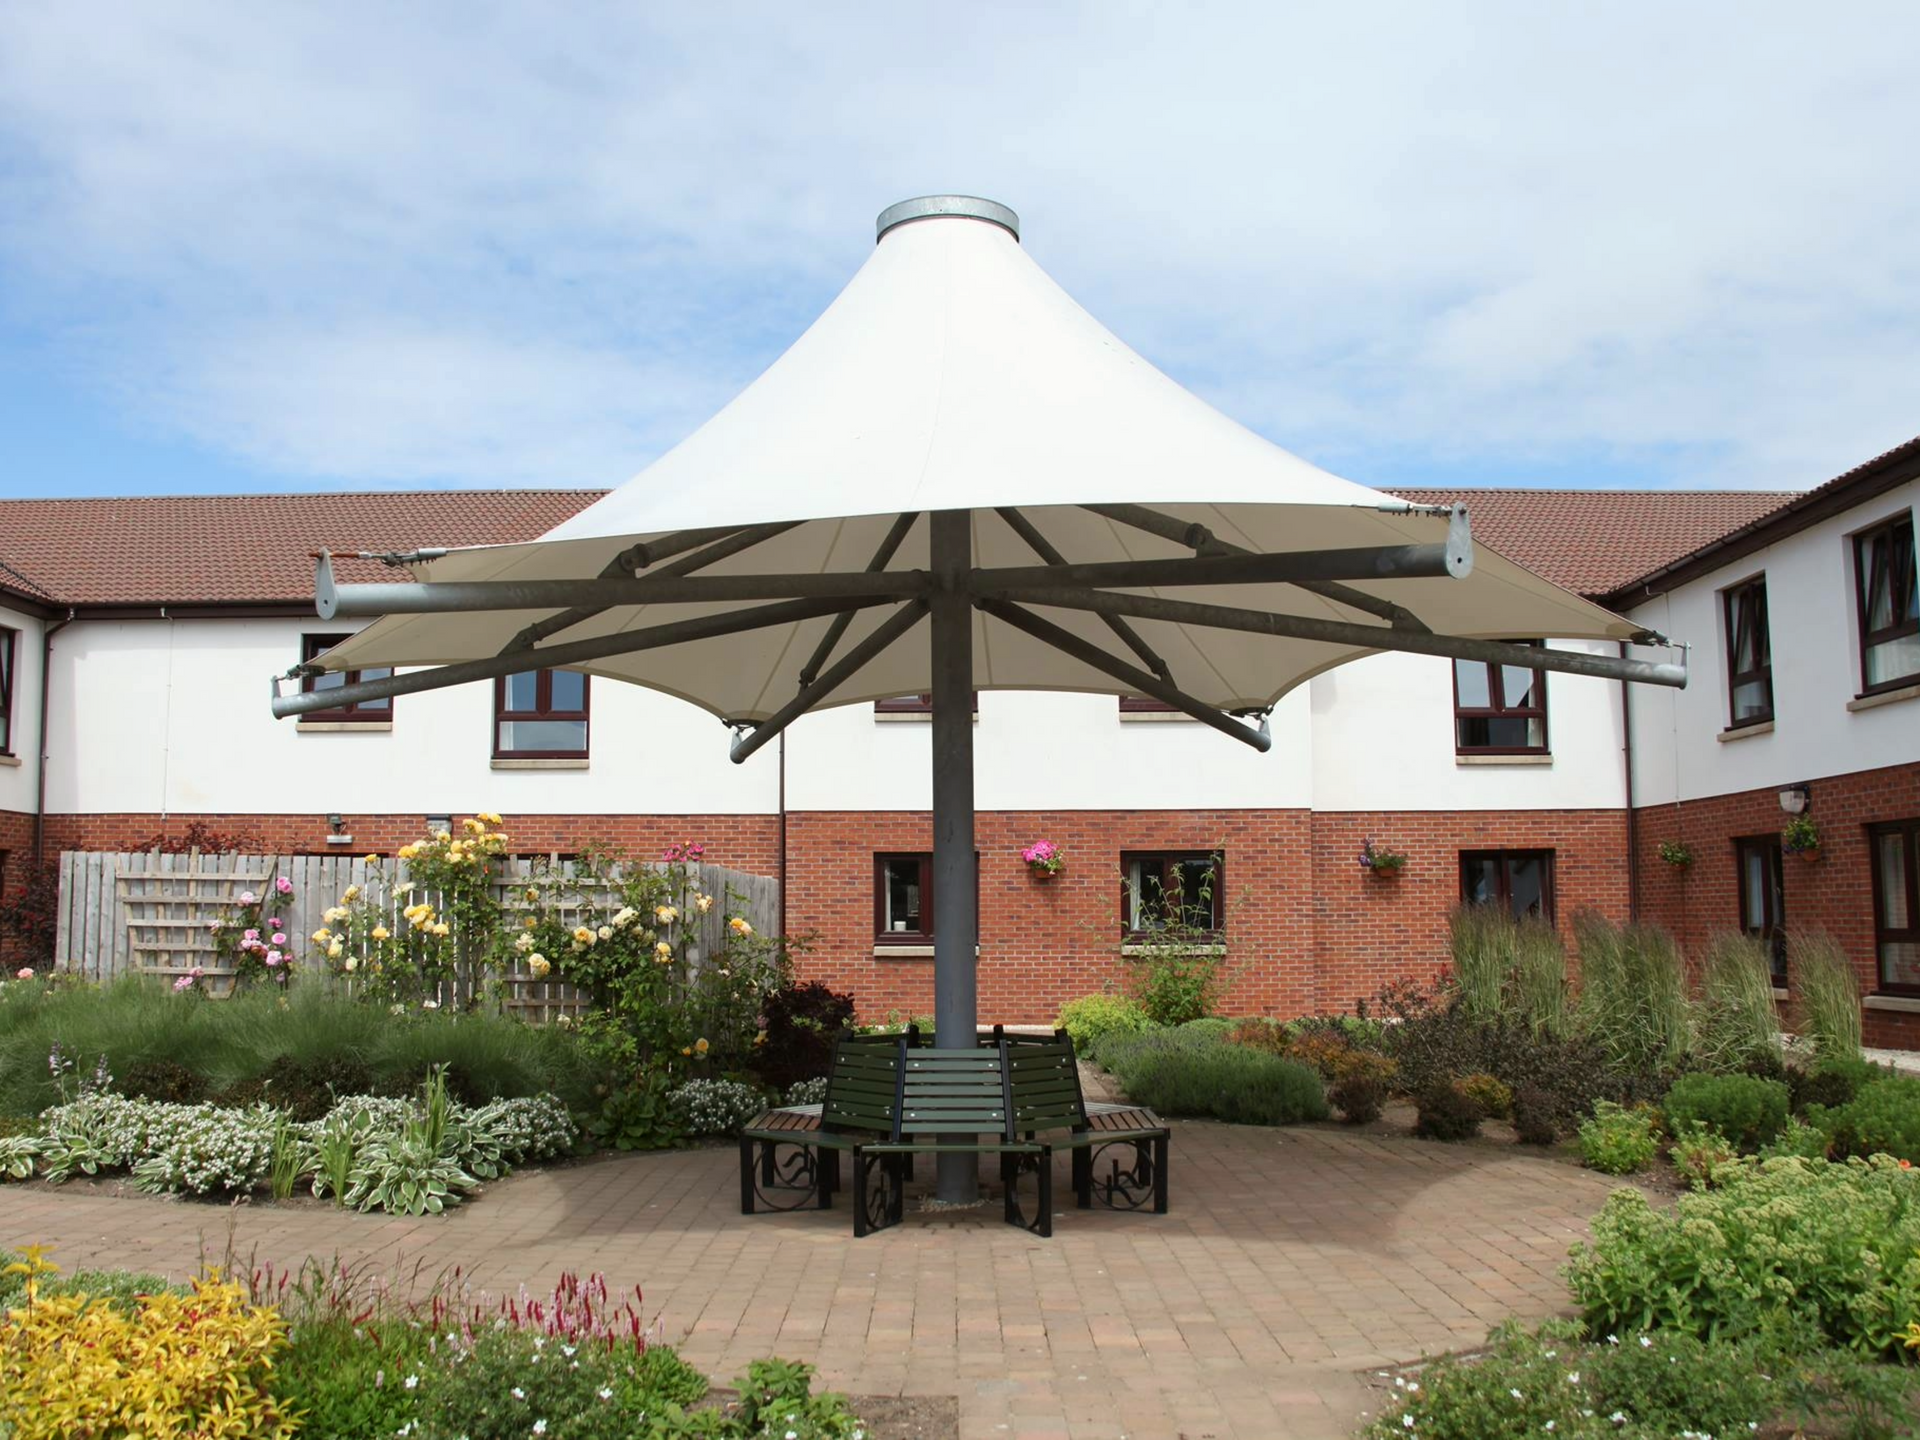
[1848,682,1920,713]
[296,721,393,733]
[1455,753,1552,767]
[1118,710,1197,723]
[873,712,979,724]
[1120,942,1227,957]
[0,753,19,768]
[1718,720,1774,742]
[1864,994,1920,1014]
[871,944,979,959]
[1772,986,1790,1001]
[491,758,590,771]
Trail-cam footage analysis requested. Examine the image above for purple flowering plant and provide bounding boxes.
[1358,838,1408,874]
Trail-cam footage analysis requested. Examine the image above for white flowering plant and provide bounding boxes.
[131,1103,279,1196]
[667,1079,768,1137]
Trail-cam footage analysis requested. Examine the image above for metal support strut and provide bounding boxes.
[929,509,979,1205]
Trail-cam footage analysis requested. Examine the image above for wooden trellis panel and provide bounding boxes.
[119,853,275,995]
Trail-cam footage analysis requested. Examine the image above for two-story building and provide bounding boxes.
[1,435,1915,1042]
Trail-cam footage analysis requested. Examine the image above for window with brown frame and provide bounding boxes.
[1854,514,1919,694]
[1722,576,1774,728]
[1118,695,1181,714]
[0,625,15,754]
[1121,852,1224,938]
[299,634,393,723]
[1452,644,1548,754]
[1870,819,1920,995]
[1735,834,1787,984]
[494,669,589,758]
[1459,850,1555,922]
[875,853,933,941]
[873,692,978,715]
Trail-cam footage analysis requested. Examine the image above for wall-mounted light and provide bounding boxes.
[325,813,354,846]
[1777,783,1811,816]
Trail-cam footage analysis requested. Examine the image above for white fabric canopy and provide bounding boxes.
[321,202,1639,722]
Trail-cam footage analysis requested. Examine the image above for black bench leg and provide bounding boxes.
[853,1148,901,1238]
[1036,1152,1053,1238]
[1153,1135,1170,1214]
[1000,1151,1052,1237]
[1072,1146,1092,1209]
[739,1135,757,1215]
[819,1150,840,1208]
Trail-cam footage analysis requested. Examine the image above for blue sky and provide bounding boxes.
[2,3,1916,501]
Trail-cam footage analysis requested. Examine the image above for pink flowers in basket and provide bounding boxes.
[1021,840,1066,877]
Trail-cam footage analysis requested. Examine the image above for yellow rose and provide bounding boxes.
[526,887,539,902]
[327,939,345,959]
[363,853,380,863]
[311,928,332,944]
[680,1046,692,1057]
[695,894,714,914]
[480,811,502,825]
[371,925,390,941]
[655,905,678,924]
[344,955,359,972]
[398,843,418,861]
[753,1032,767,1047]
[462,817,484,834]
[435,830,451,843]
[694,1037,709,1055]
[524,916,538,930]
[341,885,360,903]
[654,941,673,961]
[528,954,551,978]
[728,917,753,936]
[573,926,595,945]
[431,922,451,938]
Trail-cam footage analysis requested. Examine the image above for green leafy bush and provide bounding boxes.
[1758,1116,1833,1161]
[1821,1074,1920,1163]
[1053,993,1153,1053]
[116,1059,210,1105]
[1567,1155,1920,1353]
[1660,1071,1789,1150]
[1364,1318,1915,1440]
[1667,1121,1739,1189]
[1577,1101,1658,1174]
[1413,1083,1482,1141]
[1120,1041,1327,1126]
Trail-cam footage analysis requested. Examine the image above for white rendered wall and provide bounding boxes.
[0,602,44,814]
[782,687,1314,813]
[1626,479,1920,807]
[44,617,776,817]
[1309,641,1627,812]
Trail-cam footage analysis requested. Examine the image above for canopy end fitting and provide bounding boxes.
[314,551,338,620]
[1445,503,1474,579]
[877,196,1020,244]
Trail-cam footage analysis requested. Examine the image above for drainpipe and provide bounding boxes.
[31,611,74,869]
[1619,639,1639,922]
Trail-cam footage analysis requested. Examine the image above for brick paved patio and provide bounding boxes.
[3,1123,1625,1439]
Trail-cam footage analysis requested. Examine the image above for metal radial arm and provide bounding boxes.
[995,507,1173,680]
[730,601,930,763]
[797,512,920,686]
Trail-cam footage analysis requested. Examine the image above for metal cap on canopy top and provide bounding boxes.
[271,196,1689,1203]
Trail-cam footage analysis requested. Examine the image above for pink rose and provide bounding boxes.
[270,933,287,947]
[265,950,282,965]
[14,967,33,980]
[243,928,260,942]
[267,917,282,929]
[275,877,294,895]
[238,891,257,905]
[173,975,194,991]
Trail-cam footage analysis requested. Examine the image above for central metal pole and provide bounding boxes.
[929,509,979,1204]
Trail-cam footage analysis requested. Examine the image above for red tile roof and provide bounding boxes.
[0,483,1812,609]
[1386,488,1797,598]
[0,490,603,608]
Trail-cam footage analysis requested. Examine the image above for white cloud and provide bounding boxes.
[0,1,1916,491]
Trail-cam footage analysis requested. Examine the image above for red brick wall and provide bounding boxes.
[1634,760,1920,1050]
[785,807,1626,1025]
[0,808,33,900]
[36,812,781,875]
[1307,809,1632,1014]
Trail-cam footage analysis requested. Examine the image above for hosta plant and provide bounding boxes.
[344,1129,479,1215]
[130,1103,277,1196]
[0,1133,43,1180]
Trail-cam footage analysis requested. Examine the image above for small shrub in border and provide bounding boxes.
[783,1076,829,1106]
[1509,1085,1557,1145]
[1576,1101,1658,1174]
[1667,1121,1739,1189]
[1660,1071,1788,1151]
[1054,993,1155,1053]
[1412,1083,1483,1142]
[1328,1074,1385,1125]
[668,1078,767,1137]
[1820,1074,1920,1163]
[1455,1072,1512,1120]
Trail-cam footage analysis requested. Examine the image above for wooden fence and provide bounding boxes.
[55,850,782,1022]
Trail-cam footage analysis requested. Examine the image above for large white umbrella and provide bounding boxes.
[276,196,1685,1201]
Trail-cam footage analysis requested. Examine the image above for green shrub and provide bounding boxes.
[1573,912,1692,1072]
[1327,1074,1384,1125]
[1413,1083,1482,1142]
[1660,1071,1789,1151]
[1822,1074,1920,1163]
[1667,1121,1739,1189]
[1758,1116,1832,1161]
[1790,931,1863,1061]
[272,1316,437,1440]
[1121,1042,1327,1126]
[1126,946,1226,1026]
[1053,993,1153,1053]
[1577,1100,1658,1174]
[1567,1155,1920,1353]
[116,1059,210,1105]
[1456,1072,1512,1120]
[1692,932,1782,1072]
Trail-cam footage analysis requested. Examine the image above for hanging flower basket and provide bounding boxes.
[1358,838,1407,878]
[1657,840,1694,870]
[1782,814,1822,857]
[1021,840,1065,879]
